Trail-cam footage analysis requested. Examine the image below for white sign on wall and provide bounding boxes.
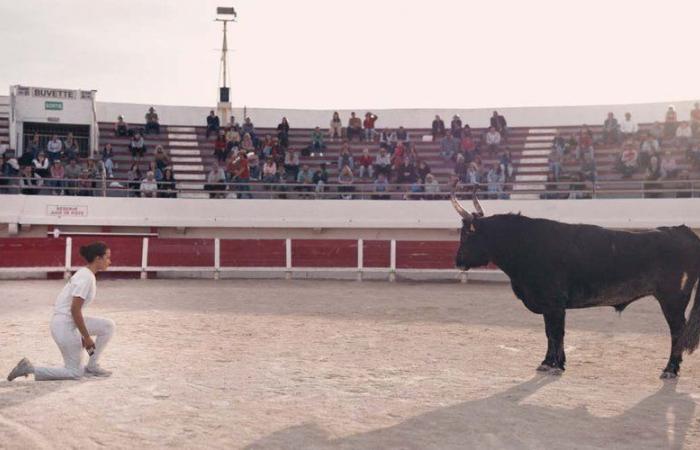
[47,205,89,218]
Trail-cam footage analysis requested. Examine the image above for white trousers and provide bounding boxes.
[34,316,115,381]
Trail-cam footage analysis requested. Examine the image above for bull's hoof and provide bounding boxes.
[536,363,564,375]
[660,371,678,380]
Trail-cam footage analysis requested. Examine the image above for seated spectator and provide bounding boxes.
[373,173,390,200]
[347,112,363,142]
[284,148,300,180]
[101,143,115,178]
[500,150,514,182]
[154,146,170,171]
[564,133,578,157]
[63,158,82,196]
[431,115,445,140]
[639,133,660,169]
[27,133,41,158]
[206,110,220,138]
[578,126,594,152]
[675,121,692,149]
[647,152,662,180]
[691,102,700,137]
[262,157,278,184]
[277,117,290,149]
[32,151,50,178]
[140,171,158,198]
[687,143,700,168]
[552,133,566,156]
[423,174,440,199]
[63,134,79,161]
[296,164,314,190]
[664,105,678,138]
[230,150,252,198]
[603,112,620,144]
[309,127,326,157]
[126,163,142,197]
[379,128,397,152]
[358,148,373,178]
[329,111,343,141]
[338,145,354,171]
[77,170,94,197]
[417,160,431,184]
[363,112,378,142]
[129,133,146,159]
[115,115,129,137]
[461,133,477,161]
[440,133,457,160]
[49,159,65,195]
[46,134,63,162]
[395,159,417,185]
[242,117,257,146]
[659,152,679,180]
[454,154,468,182]
[487,163,505,199]
[650,121,664,145]
[158,168,177,198]
[391,141,406,168]
[240,133,255,153]
[148,161,163,182]
[490,110,508,138]
[450,115,463,139]
[406,143,419,165]
[214,130,228,163]
[226,126,241,149]
[549,146,563,181]
[204,163,226,198]
[312,163,329,193]
[616,143,639,178]
[580,153,597,182]
[374,147,392,178]
[484,127,502,156]
[620,112,638,140]
[145,107,160,135]
[337,165,355,200]
[466,162,480,185]
[19,165,42,195]
[396,126,410,144]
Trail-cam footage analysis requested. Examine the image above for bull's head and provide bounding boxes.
[452,189,489,270]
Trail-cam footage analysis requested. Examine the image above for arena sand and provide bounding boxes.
[1,279,699,449]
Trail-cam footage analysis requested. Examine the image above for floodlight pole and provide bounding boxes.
[215,7,237,127]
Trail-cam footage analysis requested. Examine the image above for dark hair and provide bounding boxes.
[79,242,109,263]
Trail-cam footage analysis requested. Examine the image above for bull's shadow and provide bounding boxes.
[245,376,696,450]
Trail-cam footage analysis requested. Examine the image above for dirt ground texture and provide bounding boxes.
[1,279,700,449]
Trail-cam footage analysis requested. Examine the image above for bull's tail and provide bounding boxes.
[680,278,700,354]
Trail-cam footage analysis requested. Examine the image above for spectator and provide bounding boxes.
[262,157,277,184]
[114,115,129,137]
[396,126,410,144]
[616,143,639,178]
[650,121,664,145]
[675,121,692,149]
[206,110,220,138]
[691,102,700,137]
[347,112,363,142]
[454,154,468,182]
[27,133,41,158]
[440,133,457,160]
[48,159,65,195]
[63,133,79,161]
[277,117,290,148]
[247,152,261,181]
[296,164,314,187]
[101,143,115,178]
[639,133,660,169]
[337,165,355,199]
[374,147,392,178]
[647,152,662,180]
[1,151,20,193]
[284,148,300,180]
[391,141,406,168]
[580,152,597,182]
[337,145,354,171]
[406,142,419,165]
[552,133,566,156]
[660,151,679,180]
[226,126,241,149]
[241,133,255,153]
[548,146,563,181]
[139,171,158,197]
[373,173,390,200]
[461,133,477,161]
[363,112,378,142]
[687,143,700,168]
[466,162,480,185]
[450,115,463,139]
[154,146,170,172]
[204,163,226,198]
[487,163,505,199]
[19,165,42,195]
[664,105,678,138]
[230,150,252,198]
[309,127,326,157]
[379,128,397,152]
[423,173,440,199]
[32,151,50,178]
[126,163,142,197]
[145,107,160,135]
[214,130,228,163]
[490,111,508,137]
[417,160,431,183]
[395,159,417,185]
[431,115,445,140]
[158,168,177,198]
[147,161,163,182]
[46,135,63,162]
[77,169,93,197]
[312,163,329,193]
[64,158,82,196]
[329,111,343,141]
[484,127,502,156]
[619,112,638,140]
[603,112,620,144]
[500,150,514,182]
[358,148,373,178]
[242,117,257,146]
[129,133,146,159]
[578,126,594,155]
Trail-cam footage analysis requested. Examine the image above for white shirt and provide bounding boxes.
[620,119,638,134]
[47,139,63,154]
[486,131,501,145]
[676,126,692,138]
[53,267,96,320]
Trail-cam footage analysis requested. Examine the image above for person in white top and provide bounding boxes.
[7,242,115,381]
[619,112,638,138]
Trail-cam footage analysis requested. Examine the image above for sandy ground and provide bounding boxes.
[1,279,700,449]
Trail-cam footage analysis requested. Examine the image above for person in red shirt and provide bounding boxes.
[358,148,374,178]
[690,102,700,137]
[363,112,378,142]
[231,149,251,198]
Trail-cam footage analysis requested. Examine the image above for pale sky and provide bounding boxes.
[2,0,699,110]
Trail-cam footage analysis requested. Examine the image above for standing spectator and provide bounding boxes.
[309,127,326,157]
[374,147,392,178]
[230,150,252,198]
[552,133,566,156]
[329,111,343,141]
[101,143,115,178]
[337,145,354,171]
[691,102,700,137]
[277,117,290,149]
[46,135,63,162]
[337,165,355,199]
[664,105,678,138]
[27,133,41,158]
[206,110,220,138]
[500,150,515,182]
[64,158,82,196]
[358,148,373,178]
[619,112,638,140]
[490,111,508,137]
[284,148,300,180]
[440,133,457,160]
[145,107,160,135]
[129,133,146,159]
[675,122,693,149]
[363,112,378,142]
[431,115,446,140]
[32,151,50,178]
[49,159,65,195]
[126,163,142,197]
[347,112,363,142]
[580,152,597,182]
[548,146,563,181]
[602,112,620,144]
[114,115,129,137]
[484,127,502,156]
[139,171,158,198]
[158,168,177,198]
[204,163,226,198]
[450,115,463,139]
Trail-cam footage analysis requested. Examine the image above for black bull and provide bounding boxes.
[451,193,700,378]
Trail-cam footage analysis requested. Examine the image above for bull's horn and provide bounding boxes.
[450,193,473,221]
[472,186,485,217]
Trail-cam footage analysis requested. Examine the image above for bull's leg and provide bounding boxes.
[537,309,566,374]
[657,292,692,379]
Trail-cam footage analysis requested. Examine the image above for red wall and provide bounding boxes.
[148,238,214,267]
[0,238,66,267]
[292,239,357,268]
[71,237,142,267]
[220,239,285,267]
[396,241,459,269]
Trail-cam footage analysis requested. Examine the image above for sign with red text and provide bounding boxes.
[47,205,88,218]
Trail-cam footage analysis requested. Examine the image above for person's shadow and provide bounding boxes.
[245,376,696,450]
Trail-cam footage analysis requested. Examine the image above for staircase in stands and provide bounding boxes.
[167,127,208,199]
[0,100,9,150]
[511,128,556,199]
